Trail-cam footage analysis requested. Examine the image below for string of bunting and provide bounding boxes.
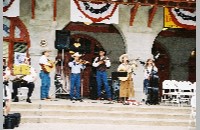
[72,0,119,23]
[3,0,15,12]
[168,8,196,30]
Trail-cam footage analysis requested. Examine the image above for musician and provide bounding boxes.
[3,57,11,115]
[39,49,52,100]
[143,58,159,105]
[12,57,37,103]
[68,52,88,101]
[92,49,112,101]
[117,54,137,103]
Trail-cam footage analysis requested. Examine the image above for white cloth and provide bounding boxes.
[68,60,85,74]
[22,67,37,83]
[92,56,111,67]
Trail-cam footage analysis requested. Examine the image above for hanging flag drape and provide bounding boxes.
[168,8,196,30]
[70,0,119,24]
[3,0,20,17]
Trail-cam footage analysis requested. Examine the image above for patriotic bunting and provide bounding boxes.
[70,0,119,24]
[3,0,20,17]
[168,8,196,30]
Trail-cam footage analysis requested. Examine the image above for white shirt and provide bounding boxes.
[3,67,11,81]
[39,55,51,70]
[92,56,111,67]
[68,61,85,74]
[144,66,158,79]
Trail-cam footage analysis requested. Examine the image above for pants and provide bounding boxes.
[96,71,111,98]
[70,73,81,99]
[143,79,149,95]
[12,81,34,99]
[146,87,159,104]
[40,70,51,99]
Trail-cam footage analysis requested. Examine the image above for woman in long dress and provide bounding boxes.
[117,54,137,104]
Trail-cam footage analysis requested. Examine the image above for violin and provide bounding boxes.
[77,59,90,65]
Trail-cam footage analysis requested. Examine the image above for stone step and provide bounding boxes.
[10,100,194,127]
[19,116,193,127]
[11,103,191,114]
[11,109,190,120]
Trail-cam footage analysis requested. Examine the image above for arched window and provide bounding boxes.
[3,17,30,67]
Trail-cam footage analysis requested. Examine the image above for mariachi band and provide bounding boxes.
[3,48,159,105]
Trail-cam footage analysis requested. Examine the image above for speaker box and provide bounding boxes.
[55,30,70,50]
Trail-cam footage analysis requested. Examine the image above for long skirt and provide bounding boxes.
[119,77,134,98]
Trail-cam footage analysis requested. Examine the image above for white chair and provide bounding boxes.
[178,81,194,106]
[161,80,179,104]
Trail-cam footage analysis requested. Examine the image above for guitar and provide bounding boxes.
[40,60,57,73]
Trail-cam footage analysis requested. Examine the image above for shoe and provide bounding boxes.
[26,98,32,103]
[77,98,83,102]
[70,97,77,101]
[96,97,101,100]
[46,96,52,99]
[118,100,123,103]
[13,97,19,102]
[107,98,112,101]
[41,98,46,100]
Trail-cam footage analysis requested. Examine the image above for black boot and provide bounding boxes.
[26,98,32,103]
[13,97,19,102]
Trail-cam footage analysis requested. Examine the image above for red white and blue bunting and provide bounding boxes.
[70,0,119,24]
[3,0,20,17]
[169,8,196,30]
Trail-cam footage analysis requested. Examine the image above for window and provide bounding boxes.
[3,17,30,67]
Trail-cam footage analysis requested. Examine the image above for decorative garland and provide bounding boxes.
[169,8,196,30]
[3,0,15,12]
[73,0,118,23]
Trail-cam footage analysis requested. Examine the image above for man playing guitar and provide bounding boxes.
[12,57,37,103]
[39,49,54,100]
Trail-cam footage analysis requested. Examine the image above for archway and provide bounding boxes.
[152,41,170,97]
[56,22,126,97]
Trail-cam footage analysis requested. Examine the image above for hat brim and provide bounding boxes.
[119,54,129,62]
[72,55,82,57]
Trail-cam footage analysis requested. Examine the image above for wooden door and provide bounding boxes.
[61,34,103,97]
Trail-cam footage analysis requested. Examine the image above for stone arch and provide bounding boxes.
[56,22,126,97]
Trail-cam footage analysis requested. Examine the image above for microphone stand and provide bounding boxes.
[51,49,68,97]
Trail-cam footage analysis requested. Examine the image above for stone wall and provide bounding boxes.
[17,0,195,101]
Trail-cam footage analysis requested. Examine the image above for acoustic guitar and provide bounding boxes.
[40,60,57,73]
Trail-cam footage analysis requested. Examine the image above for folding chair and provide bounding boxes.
[161,80,179,105]
[178,81,194,106]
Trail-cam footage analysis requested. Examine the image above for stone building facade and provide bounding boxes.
[3,0,195,101]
